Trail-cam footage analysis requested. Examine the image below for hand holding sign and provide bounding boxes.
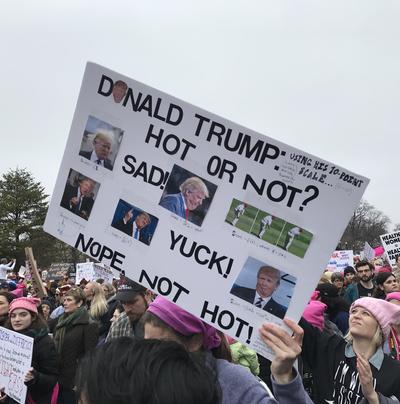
[260,319,303,384]
[24,368,35,383]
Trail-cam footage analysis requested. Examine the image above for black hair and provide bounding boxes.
[75,337,220,404]
[316,283,350,317]
[373,272,396,299]
[355,260,374,272]
[0,291,16,304]
[114,301,124,313]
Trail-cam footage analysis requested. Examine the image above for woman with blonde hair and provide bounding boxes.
[83,281,109,339]
[301,297,400,403]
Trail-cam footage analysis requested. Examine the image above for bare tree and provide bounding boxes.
[338,200,390,251]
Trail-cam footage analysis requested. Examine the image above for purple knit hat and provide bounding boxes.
[147,296,221,350]
[351,297,400,338]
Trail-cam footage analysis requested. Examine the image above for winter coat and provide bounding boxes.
[52,309,98,389]
[26,332,58,404]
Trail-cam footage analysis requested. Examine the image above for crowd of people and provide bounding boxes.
[0,253,399,404]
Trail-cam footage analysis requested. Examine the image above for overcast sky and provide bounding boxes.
[1,0,399,226]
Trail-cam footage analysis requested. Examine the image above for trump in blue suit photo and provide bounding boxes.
[159,176,209,222]
[230,265,287,319]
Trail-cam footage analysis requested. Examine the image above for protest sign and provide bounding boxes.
[380,231,400,267]
[326,250,354,272]
[363,242,375,261]
[76,262,114,284]
[44,63,369,358]
[46,263,75,281]
[18,266,26,279]
[0,327,33,404]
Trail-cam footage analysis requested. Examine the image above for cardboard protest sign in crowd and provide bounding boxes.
[44,63,369,358]
[326,250,354,272]
[380,231,400,267]
[76,262,114,285]
[0,327,33,404]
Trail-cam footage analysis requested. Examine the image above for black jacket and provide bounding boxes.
[27,332,58,404]
[300,318,400,403]
[52,310,98,388]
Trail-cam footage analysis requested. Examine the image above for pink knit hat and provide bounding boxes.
[303,300,327,331]
[351,297,400,338]
[386,292,400,303]
[9,297,41,316]
[147,296,221,350]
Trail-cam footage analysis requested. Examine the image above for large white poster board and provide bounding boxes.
[380,231,400,267]
[326,250,354,272]
[0,327,33,404]
[76,262,114,284]
[44,63,369,358]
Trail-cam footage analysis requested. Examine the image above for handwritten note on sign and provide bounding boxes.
[0,327,33,404]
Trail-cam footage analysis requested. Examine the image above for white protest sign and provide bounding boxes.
[76,262,114,284]
[363,242,375,261]
[326,250,354,272]
[44,63,369,359]
[0,327,33,404]
[18,266,26,278]
[380,231,400,267]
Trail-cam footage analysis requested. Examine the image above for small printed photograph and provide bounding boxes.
[111,199,159,246]
[225,199,313,259]
[230,257,297,319]
[159,165,217,227]
[225,199,258,232]
[60,169,100,221]
[112,80,128,103]
[275,223,313,258]
[79,115,124,171]
[250,210,285,245]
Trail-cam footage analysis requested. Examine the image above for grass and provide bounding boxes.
[225,199,313,258]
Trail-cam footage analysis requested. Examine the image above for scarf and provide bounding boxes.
[54,306,86,354]
[388,326,400,361]
[24,326,49,340]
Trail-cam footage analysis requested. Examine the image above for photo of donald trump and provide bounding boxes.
[79,115,124,171]
[159,166,217,226]
[230,257,296,319]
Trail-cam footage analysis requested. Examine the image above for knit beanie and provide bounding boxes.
[148,296,221,350]
[303,300,327,331]
[350,297,400,338]
[386,292,400,303]
[9,297,41,316]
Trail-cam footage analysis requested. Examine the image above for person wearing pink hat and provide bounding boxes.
[142,296,312,404]
[2,297,58,403]
[301,296,400,403]
[385,292,400,361]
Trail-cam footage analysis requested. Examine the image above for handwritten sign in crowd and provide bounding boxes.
[0,327,33,404]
